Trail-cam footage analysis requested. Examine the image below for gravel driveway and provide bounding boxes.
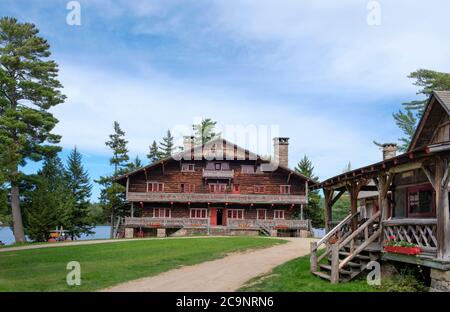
[103,237,314,292]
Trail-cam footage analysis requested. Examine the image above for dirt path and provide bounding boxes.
[103,237,314,292]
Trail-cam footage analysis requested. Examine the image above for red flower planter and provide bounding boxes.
[384,245,421,255]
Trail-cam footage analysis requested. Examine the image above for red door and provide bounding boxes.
[210,208,217,226]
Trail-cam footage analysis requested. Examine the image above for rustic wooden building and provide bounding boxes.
[310,91,450,291]
[115,137,314,238]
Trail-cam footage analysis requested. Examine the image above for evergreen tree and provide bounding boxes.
[393,69,450,151]
[147,140,162,163]
[159,130,175,158]
[192,118,220,145]
[128,155,143,171]
[343,162,352,173]
[105,121,130,176]
[96,121,129,238]
[23,156,74,242]
[295,155,323,227]
[66,147,93,238]
[0,17,65,243]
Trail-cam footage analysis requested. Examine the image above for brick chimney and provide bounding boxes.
[382,143,398,160]
[183,136,194,151]
[273,137,289,168]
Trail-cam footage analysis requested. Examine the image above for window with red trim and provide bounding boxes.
[153,208,171,218]
[280,185,291,194]
[254,185,265,193]
[227,209,244,219]
[274,210,285,219]
[190,208,207,219]
[180,183,195,193]
[209,183,227,193]
[257,209,267,220]
[407,184,435,217]
[231,184,240,194]
[147,182,164,192]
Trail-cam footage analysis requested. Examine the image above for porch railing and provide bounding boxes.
[382,218,438,256]
[124,217,208,228]
[126,191,307,204]
[227,219,310,230]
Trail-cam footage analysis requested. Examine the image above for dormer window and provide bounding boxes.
[241,165,255,174]
[182,163,195,172]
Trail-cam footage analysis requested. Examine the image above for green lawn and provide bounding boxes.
[0,237,284,292]
[239,253,379,292]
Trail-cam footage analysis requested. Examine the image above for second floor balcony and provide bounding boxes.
[127,191,307,205]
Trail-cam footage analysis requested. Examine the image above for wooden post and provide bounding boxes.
[310,242,318,272]
[433,157,450,259]
[130,202,134,218]
[324,188,333,232]
[300,204,304,220]
[330,244,340,284]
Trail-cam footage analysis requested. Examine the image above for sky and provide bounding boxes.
[1,0,450,200]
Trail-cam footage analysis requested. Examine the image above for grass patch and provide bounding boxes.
[0,237,284,292]
[239,253,379,292]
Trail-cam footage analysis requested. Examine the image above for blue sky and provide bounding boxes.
[1,0,450,200]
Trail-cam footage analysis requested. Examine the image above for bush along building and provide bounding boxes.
[115,137,315,238]
[310,91,450,291]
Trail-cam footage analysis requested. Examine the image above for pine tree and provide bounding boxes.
[66,147,93,238]
[394,69,450,151]
[159,130,175,158]
[128,155,143,171]
[105,121,130,176]
[343,162,352,173]
[23,156,74,242]
[96,121,129,238]
[147,140,162,163]
[0,17,66,243]
[295,155,323,227]
[192,118,220,145]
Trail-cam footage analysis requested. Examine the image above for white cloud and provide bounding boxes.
[53,62,385,180]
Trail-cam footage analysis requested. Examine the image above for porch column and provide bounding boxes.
[323,188,333,232]
[375,173,393,222]
[346,181,363,231]
[431,157,450,259]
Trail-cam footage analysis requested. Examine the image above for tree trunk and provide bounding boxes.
[110,210,115,239]
[11,182,26,243]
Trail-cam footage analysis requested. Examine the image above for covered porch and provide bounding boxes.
[309,142,450,284]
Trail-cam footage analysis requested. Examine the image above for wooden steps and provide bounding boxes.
[310,211,382,283]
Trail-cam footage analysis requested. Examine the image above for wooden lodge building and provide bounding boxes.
[310,91,450,291]
[115,137,315,238]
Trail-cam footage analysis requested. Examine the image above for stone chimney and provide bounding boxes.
[273,137,289,168]
[382,143,398,160]
[183,136,195,151]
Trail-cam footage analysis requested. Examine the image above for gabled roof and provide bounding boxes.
[115,137,316,185]
[310,91,450,191]
[409,91,450,151]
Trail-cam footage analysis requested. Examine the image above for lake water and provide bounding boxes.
[1,225,324,245]
[0,226,111,245]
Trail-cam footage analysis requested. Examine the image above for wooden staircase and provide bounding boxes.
[257,222,272,236]
[310,211,382,283]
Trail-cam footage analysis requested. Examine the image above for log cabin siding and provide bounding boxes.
[128,159,306,195]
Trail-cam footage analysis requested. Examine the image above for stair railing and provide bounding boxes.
[327,210,381,283]
[310,212,359,272]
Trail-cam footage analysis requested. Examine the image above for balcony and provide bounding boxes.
[125,217,208,228]
[127,191,307,204]
[202,169,234,179]
[124,217,310,230]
